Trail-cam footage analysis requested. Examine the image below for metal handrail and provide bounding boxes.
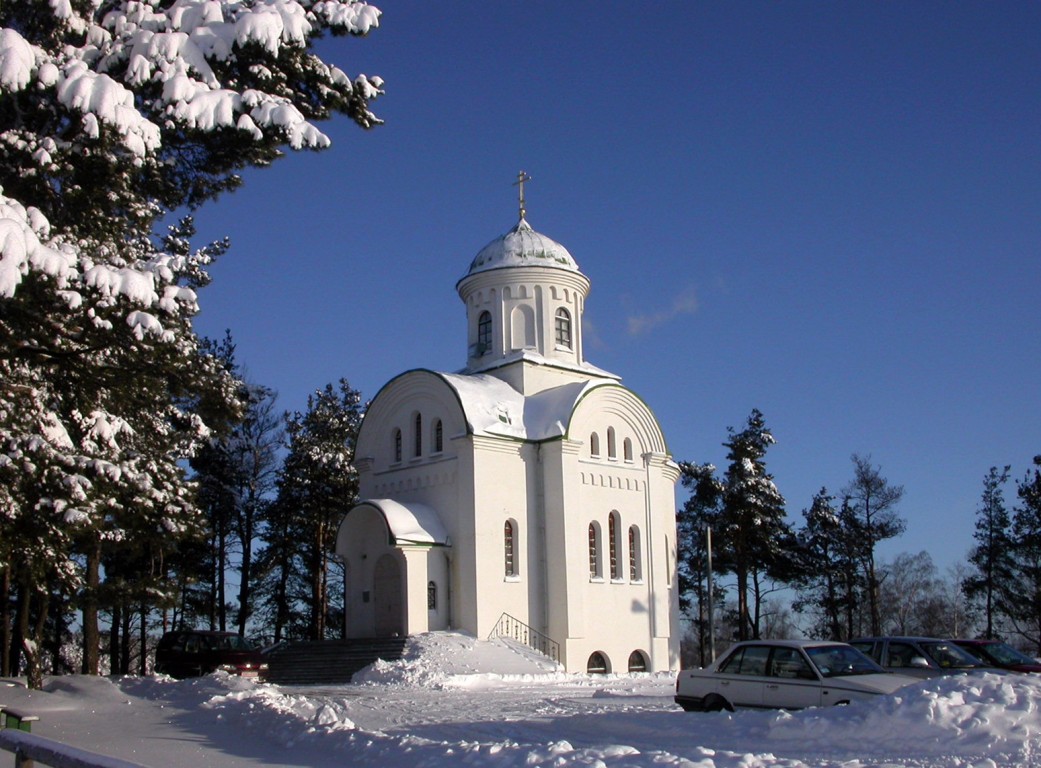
[488,613,560,662]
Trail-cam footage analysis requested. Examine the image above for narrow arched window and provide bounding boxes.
[628,650,648,673]
[504,520,516,577]
[623,437,633,463]
[393,429,402,463]
[414,413,422,457]
[590,432,600,458]
[587,651,609,674]
[434,419,443,453]
[629,525,642,581]
[477,311,492,355]
[609,512,621,580]
[427,581,437,610]
[607,427,616,459]
[588,522,602,578]
[555,307,572,348]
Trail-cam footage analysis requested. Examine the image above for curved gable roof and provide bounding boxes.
[362,369,666,450]
[351,499,450,547]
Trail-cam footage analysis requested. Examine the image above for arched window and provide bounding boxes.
[590,432,600,458]
[588,522,602,578]
[555,307,572,348]
[504,520,517,577]
[629,525,642,581]
[393,429,402,463]
[434,419,443,453]
[607,427,616,459]
[623,438,633,463]
[427,581,437,610]
[414,413,422,457]
[587,651,609,674]
[628,650,648,673]
[477,310,492,355]
[609,512,622,580]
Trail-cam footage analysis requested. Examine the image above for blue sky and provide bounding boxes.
[188,1,1040,573]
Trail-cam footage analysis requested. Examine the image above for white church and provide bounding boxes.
[335,182,681,673]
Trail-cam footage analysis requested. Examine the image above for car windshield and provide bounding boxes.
[975,642,1037,666]
[805,645,885,678]
[920,641,987,668]
[216,635,255,651]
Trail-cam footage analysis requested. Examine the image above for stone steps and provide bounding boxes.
[263,637,408,686]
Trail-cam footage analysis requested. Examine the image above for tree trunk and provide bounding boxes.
[217,524,227,632]
[21,584,49,690]
[139,602,148,675]
[109,603,120,674]
[82,543,101,674]
[236,524,253,637]
[1,566,11,676]
[120,606,131,674]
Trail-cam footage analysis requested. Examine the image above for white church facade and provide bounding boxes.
[335,197,681,673]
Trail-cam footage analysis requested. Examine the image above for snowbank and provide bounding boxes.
[2,633,1040,767]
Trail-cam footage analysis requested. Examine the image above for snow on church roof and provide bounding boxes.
[440,373,595,441]
[464,218,580,276]
[360,499,450,546]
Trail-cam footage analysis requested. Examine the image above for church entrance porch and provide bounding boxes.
[335,499,452,639]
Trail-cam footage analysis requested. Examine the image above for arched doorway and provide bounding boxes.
[373,553,404,636]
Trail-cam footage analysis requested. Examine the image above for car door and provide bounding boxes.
[715,645,769,707]
[883,641,938,678]
[762,647,822,709]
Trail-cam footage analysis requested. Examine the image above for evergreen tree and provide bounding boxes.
[963,466,1014,638]
[691,409,792,641]
[794,488,850,640]
[1008,456,1041,653]
[1,1,383,686]
[265,380,362,641]
[841,454,905,636]
[676,461,724,666]
[230,383,282,637]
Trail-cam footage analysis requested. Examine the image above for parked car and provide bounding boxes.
[674,639,915,712]
[155,630,269,679]
[850,636,999,678]
[953,639,1041,673]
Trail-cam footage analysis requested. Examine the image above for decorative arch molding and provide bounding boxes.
[356,369,471,463]
[565,383,669,456]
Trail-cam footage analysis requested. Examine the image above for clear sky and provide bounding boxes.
[187,1,1040,573]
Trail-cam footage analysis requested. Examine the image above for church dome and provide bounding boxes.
[465,218,579,276]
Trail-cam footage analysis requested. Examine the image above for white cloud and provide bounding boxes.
[626,286,698,336]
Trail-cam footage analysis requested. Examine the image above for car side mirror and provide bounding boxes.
[909,656,930,668]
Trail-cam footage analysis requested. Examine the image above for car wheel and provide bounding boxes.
[704,694,733,713]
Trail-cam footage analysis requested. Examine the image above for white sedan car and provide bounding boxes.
[675,639,916,712]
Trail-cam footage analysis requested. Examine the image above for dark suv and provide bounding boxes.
[154,630,268,679]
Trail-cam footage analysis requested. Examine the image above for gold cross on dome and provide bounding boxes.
[513,170,532,220]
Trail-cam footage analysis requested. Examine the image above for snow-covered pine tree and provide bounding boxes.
[717,408,792,641]
[0,0,383,685]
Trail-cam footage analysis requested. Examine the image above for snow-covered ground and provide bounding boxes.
[2,632,1040,767]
